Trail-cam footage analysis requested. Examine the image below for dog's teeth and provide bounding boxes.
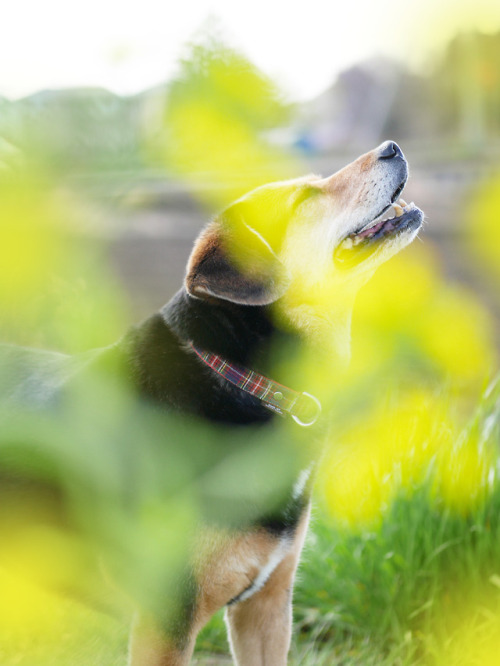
[393,204,404,217]
[385,206,397,220]
[342,237,354,249]
[399,198,408,207]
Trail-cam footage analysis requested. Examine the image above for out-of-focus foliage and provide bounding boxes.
[0,388,300,627]
[0,25,500,666]
[320,379,498,528]
[352,244,496,390]
[0,167,128,350]
[168,37,289,132]
[318,241,497,528]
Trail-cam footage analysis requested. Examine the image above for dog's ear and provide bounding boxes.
[185,214,289,306]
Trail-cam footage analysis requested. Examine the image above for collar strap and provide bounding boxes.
[189,342,321,427]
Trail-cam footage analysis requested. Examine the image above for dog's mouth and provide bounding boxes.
[334,196,424,268]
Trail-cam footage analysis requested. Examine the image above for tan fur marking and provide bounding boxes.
[193,528,286,626]
[184,222,221,295]
[225,506,311,666]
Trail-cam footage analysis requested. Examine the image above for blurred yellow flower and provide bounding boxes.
[319,389,453,528]
[351,243,496,389]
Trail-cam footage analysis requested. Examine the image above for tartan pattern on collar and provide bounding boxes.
[189,342,301,417]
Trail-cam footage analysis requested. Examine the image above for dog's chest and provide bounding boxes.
[229,533,292,604]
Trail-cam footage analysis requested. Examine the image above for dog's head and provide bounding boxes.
[185,141,424,353]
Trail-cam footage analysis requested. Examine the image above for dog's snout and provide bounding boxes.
[377,141,403,161]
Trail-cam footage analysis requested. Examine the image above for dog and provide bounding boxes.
[0,140,423,665]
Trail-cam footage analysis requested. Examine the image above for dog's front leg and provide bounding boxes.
[225,565,293,666]
[128,612,196,666]
[225,506,310,666]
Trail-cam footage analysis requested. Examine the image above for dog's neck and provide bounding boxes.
[161,287,349,404]
[163,286,353,363]
[161,289,288,369]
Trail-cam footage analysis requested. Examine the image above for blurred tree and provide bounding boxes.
[168,37,289,131]
[155,34,296,205]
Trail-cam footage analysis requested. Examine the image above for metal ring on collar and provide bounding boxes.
[291,392,322,427]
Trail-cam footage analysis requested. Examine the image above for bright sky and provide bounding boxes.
[3,0,500,101]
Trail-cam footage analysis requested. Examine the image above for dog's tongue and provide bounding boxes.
[357,219,386,239]
[351,200,408,240]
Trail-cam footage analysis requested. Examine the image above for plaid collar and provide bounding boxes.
[189,343,321,427]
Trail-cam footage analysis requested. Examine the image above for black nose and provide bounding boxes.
[378,141,403,160]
